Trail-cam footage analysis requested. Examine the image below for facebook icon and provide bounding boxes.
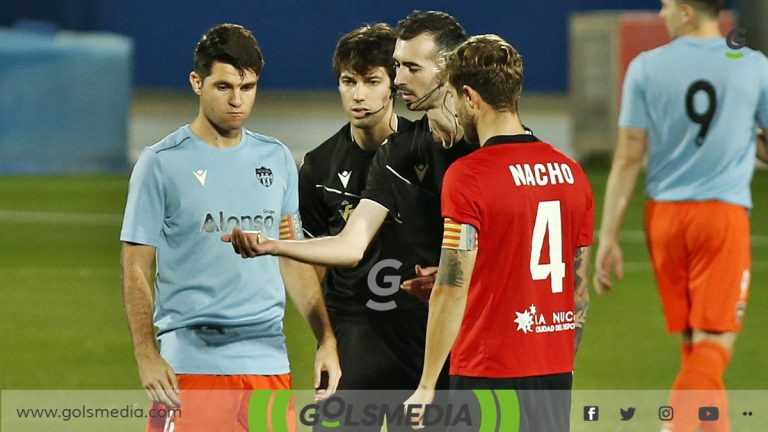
[584,406,600,421]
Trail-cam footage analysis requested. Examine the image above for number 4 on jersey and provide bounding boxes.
[530,201,565,293]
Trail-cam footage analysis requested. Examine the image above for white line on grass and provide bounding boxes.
[2,263,762,277]
[0,210,122,226]
[608,260,767,273]
[0,209,766,247]
[0,267,115,276]
[611,231,768,247]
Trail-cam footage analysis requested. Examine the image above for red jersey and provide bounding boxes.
[441,134,594,378]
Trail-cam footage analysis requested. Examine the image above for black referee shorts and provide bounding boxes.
[309,312,448,431]
[449,373,572,432]
[331,311,448,391]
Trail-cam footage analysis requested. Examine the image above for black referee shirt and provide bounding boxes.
[299,117,430,317]
[361,114,479,273]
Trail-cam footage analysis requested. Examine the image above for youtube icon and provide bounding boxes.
[699,406,720,421]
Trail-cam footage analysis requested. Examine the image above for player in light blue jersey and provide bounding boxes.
[594,1,768,431]
[120,23,340,432]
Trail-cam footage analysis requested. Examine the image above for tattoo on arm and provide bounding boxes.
[573,246,591,354]
[574,248,583,288]
[435,246,479,290]
[436,249,466,288]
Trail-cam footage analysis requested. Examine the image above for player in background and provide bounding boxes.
[297,23,427,431]
[223,10,472,317]
[121,23,340,432]
[758,129,768,162]
[402,34,593,432]
[594,0,768,430]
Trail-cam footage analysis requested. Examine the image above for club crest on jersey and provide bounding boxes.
[338,170,351,189]
[338,200,355,221]
[255,167,273,187]
[414,164,428,182]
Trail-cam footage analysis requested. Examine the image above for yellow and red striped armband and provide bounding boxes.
[279,213,305,240]
[442,218,478,251]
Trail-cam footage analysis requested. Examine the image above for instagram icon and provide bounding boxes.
[659,406,674,421]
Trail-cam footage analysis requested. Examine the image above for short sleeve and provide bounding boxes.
[441,162,481,232]
[618,55,650,129]
[577,176,595,248]
[757,53,768,128]
[280,146,300,217]
[298,155,328,238]
[361,143,397,213]
[120,148,165,246]
[278,147,306,240]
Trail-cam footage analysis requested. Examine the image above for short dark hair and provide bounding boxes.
[194,23,264,80]
[332,23,397,81]
[443,34,524,113]
[678,0,724,17]
[396,10,467,57]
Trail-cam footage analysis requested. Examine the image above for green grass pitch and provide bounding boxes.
[0,169,765,391]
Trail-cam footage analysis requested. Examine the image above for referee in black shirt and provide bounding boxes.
[299,22,423,389]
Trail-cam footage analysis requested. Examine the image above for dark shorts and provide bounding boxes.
[331,312,447,391]
[449,373,573,432]
[311,312,448,431]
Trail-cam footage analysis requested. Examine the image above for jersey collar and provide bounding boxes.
[483,131,539,148]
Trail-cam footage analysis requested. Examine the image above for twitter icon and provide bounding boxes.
[620,407,636,421]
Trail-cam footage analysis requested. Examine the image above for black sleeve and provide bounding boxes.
[298,156,328,238]
[361,141,397,214]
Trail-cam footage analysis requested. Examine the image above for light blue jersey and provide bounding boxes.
[120,126,300,374]
[619,36,768,208]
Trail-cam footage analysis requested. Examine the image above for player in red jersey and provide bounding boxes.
[404,35,594,431]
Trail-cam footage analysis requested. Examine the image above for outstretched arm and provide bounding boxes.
[279,257,340,400]
[593,127,647,294]
[573,246,591,353]
[222,199,388,267]
[122,243,181,408]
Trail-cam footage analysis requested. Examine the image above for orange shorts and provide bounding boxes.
[644,200,751,333]
[146,373,295,432]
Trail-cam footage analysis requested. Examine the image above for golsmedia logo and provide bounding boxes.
[246,390,521,431]
[725,27,747,59]
[298,397,472,428]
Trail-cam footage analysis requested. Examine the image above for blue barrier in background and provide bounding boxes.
[0,0,688,91]
[0,28,132,173]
